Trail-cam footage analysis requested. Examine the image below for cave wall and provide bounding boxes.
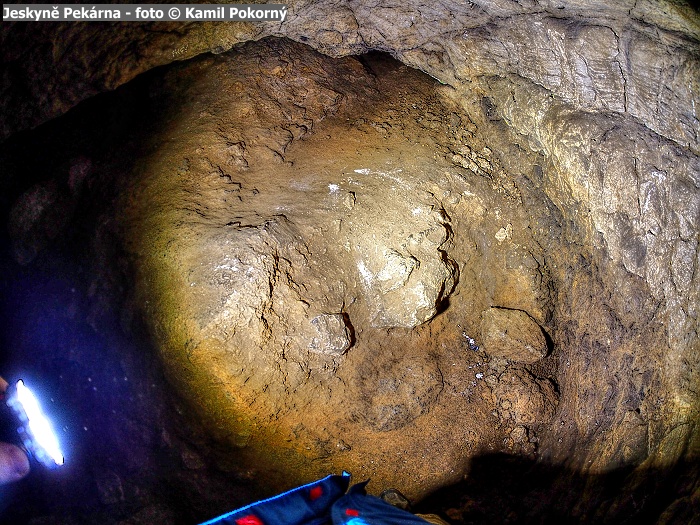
[3,1,699,150]
[115,40,569,499]
[1,0,699,521]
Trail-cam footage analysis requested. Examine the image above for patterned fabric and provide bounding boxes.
[199,473,433,525]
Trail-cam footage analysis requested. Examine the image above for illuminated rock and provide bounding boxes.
[480,307,548,364]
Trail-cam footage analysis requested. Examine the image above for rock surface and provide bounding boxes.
[0,1,698,523]
[480,307,548,364]
[2,1,699,155]
[493,368,559,426]
[119,41,509,497]
[113,36,696,503]
[65,36,611,504]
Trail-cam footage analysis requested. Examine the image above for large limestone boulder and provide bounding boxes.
[118,39,563,498]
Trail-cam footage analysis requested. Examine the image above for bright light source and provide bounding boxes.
[13,379,65,467]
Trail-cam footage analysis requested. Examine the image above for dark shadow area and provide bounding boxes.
[341,312,357,350]
[416,453,700,525]
[0,56,262,525]
[0,247,259,524]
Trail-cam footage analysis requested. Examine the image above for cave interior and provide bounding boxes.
[0,2,699,524]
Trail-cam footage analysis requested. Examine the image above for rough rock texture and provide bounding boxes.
[110,33,695,507]
[492,368,559,426]
[2,1,699,154]
[0,1,698,523]
[480,307,548,364]
[118,41,532,498]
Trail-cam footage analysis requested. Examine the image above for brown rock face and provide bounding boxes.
[493,368,558,426]
[0,1,698,523]
[114,35,696,504]
[480,308,548,364]
[120,41,510,498]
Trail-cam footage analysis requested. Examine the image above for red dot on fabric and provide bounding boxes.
[309,485,323,500]
[235,515,264,525]
[345,508,360,517]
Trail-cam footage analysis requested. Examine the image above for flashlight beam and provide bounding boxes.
[15,379,65,467]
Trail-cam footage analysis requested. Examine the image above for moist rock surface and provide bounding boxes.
[119,39,564,499]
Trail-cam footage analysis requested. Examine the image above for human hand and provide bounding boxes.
[0,376,30,484]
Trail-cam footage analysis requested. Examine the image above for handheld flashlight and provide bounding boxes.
[3,379,64,469]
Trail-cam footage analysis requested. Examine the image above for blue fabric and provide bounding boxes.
[199,473,432,525]
[199,473,350,525]
[331,482,433,525]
